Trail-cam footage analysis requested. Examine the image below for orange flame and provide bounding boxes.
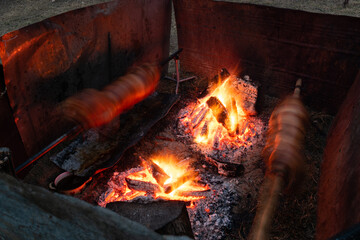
[100,155,209,207]
[180,76,257,150]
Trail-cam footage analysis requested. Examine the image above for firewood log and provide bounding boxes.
[140,156,170,186]
[125,177,160,193]
[206,96,228,125]
[164,172,199,194]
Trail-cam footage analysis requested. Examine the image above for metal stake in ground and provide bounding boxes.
[164,49,196,94]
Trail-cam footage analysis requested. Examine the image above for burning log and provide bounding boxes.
[212,126,223,150]
[177,189,211,197]
[164,172,199,194]
[193,109,209,129]
[229,98,239,136]
[206,96,230,129]
[238,120,249,136]
[106,200,194,238]
[205,156,244,177]
[140,156,170,186]
[125,177,160,193]
[201,121,209,136]
[191,106,208,128]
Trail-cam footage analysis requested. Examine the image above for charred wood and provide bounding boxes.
[228,98,239,137]
[238,120,249,136]
[125,177,160,193]
[206,96,229,128]
[205,156,244,177]
[178,189,211,197]
[140,157,170,186]
[191,107,207,127]
[201,121,209,136]
[192,109,209,129]
[212,127,222,150]
[164,172,199,194]
[211,68,230,84]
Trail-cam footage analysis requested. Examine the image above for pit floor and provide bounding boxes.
[23,73,333,239]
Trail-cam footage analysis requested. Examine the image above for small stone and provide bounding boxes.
[243,75,250,81]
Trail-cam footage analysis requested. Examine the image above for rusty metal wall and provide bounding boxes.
[0,0,172,160]
[173,0,360,114]
[317,70,360,240]
[0,65,28,168]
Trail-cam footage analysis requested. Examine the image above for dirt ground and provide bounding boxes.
[0,0,359,62]
[0,1,357,239]
[1,0,360,44]
[220,0,360,17]
[0,0,111,37]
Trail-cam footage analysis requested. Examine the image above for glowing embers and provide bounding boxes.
[99,155,210,207]
[179,75,262,153]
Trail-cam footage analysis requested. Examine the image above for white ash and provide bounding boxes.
[177,105,265,165]
[50,129,116,176]
[99,167,243,240]
[50,136,83,171]
[187,173,241,240]
[235,75,258,116]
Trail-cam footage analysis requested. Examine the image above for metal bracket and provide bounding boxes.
[164,54,196,94]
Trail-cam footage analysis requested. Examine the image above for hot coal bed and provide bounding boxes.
[44,70,314,240]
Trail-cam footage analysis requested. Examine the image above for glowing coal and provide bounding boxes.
[98,155,210,207]
[178,74,264,170]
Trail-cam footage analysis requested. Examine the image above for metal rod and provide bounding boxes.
[15,49,184,175]
[164,76,176,82]
[179,76,196,83]
[175,58,180,94]
[164,76,197,83]
[15,126,82,174]
[160,48,183,66]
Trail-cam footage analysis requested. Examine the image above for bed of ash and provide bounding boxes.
[95,94,268,240]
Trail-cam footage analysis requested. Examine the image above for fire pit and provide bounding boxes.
[53,69,268,240]
[98,155,210,205]
[1,1,359,240]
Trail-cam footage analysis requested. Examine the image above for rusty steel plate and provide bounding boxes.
[173,0,360,114]
[0,0,171,160]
